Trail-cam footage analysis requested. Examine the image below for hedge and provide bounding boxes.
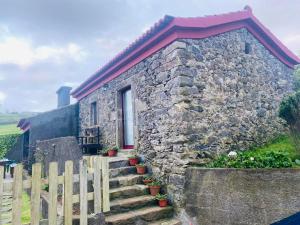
[0,134,20,159]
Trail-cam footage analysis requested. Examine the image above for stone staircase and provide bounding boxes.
[104,155,181,225]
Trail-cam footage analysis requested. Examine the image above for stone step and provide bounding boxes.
[110,174,144,188]
[105,206,174,225]
[108,156,130,169]
[108,195,156,215]
[148,218,182,225]
[109,166,136,178]
[110,184,149,200]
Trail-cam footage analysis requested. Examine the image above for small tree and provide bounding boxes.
[279,91,300,151]
[294,67,300,91]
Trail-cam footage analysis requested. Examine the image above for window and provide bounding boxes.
[245,42,251,54]
[90,102,97,125]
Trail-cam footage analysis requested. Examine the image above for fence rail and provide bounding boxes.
[0,157,110,225]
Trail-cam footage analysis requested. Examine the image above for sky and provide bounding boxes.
[0,0,299,113]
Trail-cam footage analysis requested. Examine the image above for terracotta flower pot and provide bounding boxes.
[158,199,168,207]
[108,149,117,157]
[143,179,153,185]
[136,165,146,174]
[149,186,160,196]
[129,157,139,166]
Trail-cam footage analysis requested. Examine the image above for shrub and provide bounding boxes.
[294,67,300,91]
[279,91,300,151]
[207,151,293,168]
[0,134,20,159]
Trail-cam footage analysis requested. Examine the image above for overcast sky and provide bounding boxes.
[0,0,299,112]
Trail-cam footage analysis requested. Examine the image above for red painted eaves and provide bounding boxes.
[72,6,300,100]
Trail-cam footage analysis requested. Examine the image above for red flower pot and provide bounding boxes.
[136,165,146,174]
[158,199,168,207]
[108,149,117,157]
[143,179,153,185]
[129,158,139,166]
[149,186,160,196]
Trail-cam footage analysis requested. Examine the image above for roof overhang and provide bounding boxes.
[17,119,30,132]
[72,6,300,100]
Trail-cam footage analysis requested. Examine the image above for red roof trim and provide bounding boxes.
[72,6,300,100]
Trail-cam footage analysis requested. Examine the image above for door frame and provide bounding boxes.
[116,83,136,150]
[121,87,134,149]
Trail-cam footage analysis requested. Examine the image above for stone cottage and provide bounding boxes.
[71,6,300,205]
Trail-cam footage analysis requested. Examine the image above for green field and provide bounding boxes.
[0,112,36,136]
[0,112,37,125]
[0,123,21,135]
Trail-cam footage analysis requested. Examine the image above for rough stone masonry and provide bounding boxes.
[79,28,294,207]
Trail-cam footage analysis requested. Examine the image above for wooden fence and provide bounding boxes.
[0,157,110,225]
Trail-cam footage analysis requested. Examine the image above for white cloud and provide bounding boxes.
[0,36,87,67]
[0,92,6,103]
[283,34,300,55]
[96,37,131,57]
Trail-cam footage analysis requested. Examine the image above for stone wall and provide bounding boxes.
[35,136,82,176]
[183,168,300,225]
[27,103,79,165]
[79,28,294,207]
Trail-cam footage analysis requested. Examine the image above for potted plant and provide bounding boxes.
[155,194,168,207]
[128,155,139,166]
[136,163,146,174]
[102,148,108,156]
[148,181,161,196]
[108,146,119,157]
[143,175,153,185]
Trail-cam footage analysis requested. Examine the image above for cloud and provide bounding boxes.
[283,34,300,55]
[0,91,6,103]
[0,0,299,112]
[0,36,87,67]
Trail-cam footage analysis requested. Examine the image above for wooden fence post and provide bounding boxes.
[12,164,23,225]
[80,160,88,225]
[0,166,4,222]
[31,163,42,225]
[49,162,58,225]
[64,161,73,225]
[102,157,110,212]
[93,157,102,213]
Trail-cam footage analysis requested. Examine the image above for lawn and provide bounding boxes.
[206,135,300,168]
[21,192,31,224]
[0,123,21,135]
[251,135,300,162]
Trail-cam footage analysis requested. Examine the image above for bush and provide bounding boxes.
[279,91,300,151]
[294,67,300,91]
[0,134,20,159]
[207,151,293,168]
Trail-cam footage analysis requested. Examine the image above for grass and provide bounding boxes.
[2,192,31,224]
[0,112,37,125]
[21,192,31,224]
[206,135,300,168]
[0,123,21,135]
[250,135,300,162]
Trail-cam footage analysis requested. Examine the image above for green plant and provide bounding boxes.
[111,146,119,151]
[148,181,161,186]
[294,67,300,91]
[207,151,293,168]
[42,184,49,192]
[128,154,138,159]
[0,134,20,159]
[279,91,300,151]
[136,163,145,167]
[143,175,153,180]
[155,193,167,200]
